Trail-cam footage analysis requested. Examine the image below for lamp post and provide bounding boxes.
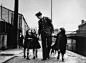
[51,0,52,21]
[14,0,19,48]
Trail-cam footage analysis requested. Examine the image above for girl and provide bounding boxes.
[23,29,33,60]
[30,29,41,59]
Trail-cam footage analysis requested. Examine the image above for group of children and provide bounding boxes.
[23,29,41,60]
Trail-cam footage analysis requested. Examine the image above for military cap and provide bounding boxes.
[35,11,42,16]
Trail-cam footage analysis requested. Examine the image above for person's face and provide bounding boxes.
[32,30,36,33]
[28,30,31,35]
[37,15,42,19]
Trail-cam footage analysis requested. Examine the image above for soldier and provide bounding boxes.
[35,11,54,60]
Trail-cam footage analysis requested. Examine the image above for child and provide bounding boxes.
[30,29,41,59]
[24,29,33,60]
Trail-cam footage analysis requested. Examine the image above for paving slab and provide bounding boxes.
[0,48,23,63]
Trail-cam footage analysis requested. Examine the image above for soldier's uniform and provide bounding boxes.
[38,17,54,59]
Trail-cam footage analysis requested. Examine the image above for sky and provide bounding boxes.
[0,0,86,31]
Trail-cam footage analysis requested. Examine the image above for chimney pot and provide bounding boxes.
[82,20,84,24]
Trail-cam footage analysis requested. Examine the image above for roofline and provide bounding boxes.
[0,5,22,16]
[78,22,86,27]
[0,5,29,28]
[22,16,29,28]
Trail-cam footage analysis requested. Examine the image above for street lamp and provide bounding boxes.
[14,0,19,48]
[51,0,52,21]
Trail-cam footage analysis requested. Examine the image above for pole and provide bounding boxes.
[1,4,2,19]
[51,0,52,21]
[14,0,19,48]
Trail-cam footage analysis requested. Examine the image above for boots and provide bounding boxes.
[62,54,65,62]
[24,48,26,58]
[33,49,37,59]
[57,51,60,60]
[27,49,30,60]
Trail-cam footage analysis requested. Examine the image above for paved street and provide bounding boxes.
[0,49,23,63]
[0,41,86,63]
[4,48,86,63]
[1,0,86,63]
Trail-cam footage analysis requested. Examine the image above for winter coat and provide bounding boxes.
[51,32,60,50]
[58,32,67,54]
[29,34,41,49]
[52,32,67,54]
[38,17,54,37]
[23,34,33,48]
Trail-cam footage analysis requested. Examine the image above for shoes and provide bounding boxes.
[57,56,59,60]
[47,57,50,59]
[33,56,36,59]
[27,57,30,60]
[62,59,65,62]
[41,58,47,61]
[24,56,26,58]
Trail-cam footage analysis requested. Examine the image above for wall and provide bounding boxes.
[0,6,29,49]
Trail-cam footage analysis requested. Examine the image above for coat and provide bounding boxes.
[58,32,67,54]
[29,33,41,49]
[51,32,60,50]
[23,34,33,49]
[38,17,54,37]
[52,32,67,54]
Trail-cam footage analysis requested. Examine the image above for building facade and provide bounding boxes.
[0,6,29,49]
[67,20,86,56]
[76,20,86,36]
[75,20,86,56]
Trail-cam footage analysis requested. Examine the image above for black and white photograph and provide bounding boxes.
[0,0,86,63]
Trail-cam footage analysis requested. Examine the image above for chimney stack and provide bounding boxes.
[81,20,84,24]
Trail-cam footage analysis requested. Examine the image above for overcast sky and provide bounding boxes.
[0,0,86,31]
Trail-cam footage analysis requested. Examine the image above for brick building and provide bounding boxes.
[76,20,86,36]
[0,6,29,49]
[74,20,86,56]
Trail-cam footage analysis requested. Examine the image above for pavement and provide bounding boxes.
[0,47,85,63]
[0,41,86,63]
[0,41,42,63]
[0,48,23,63]
[3,49,86,63]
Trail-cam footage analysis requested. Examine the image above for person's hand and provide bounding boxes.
[52,33,55,36]
[36,34,39,39]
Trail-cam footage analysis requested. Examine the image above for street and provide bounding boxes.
[4,48,86,63]
[0,0,86,63]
